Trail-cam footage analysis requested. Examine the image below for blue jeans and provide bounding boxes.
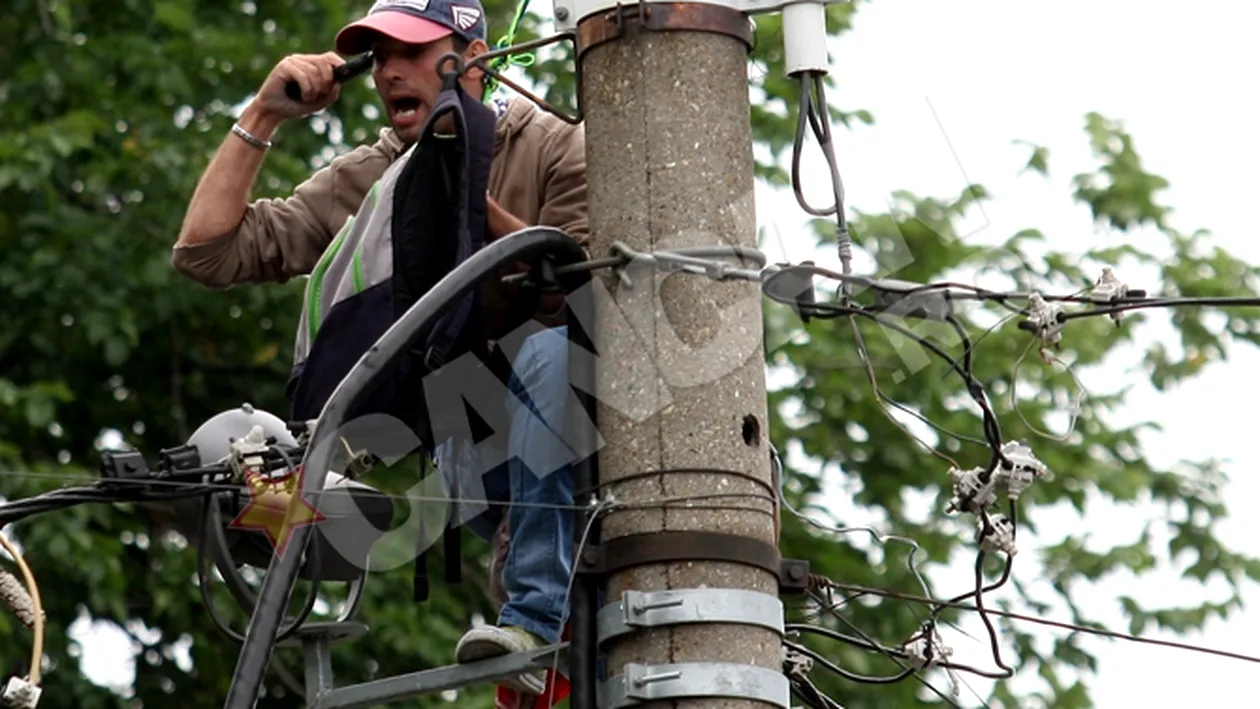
[434,325,578,645]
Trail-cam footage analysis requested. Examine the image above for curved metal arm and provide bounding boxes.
[223,226,589,709]
[436,34,584,124]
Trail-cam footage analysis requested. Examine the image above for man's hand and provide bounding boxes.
[485,195,565,317]
[254,52,347,124]
[485,194,527,241]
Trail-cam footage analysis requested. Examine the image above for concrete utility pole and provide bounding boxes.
[570,3,789,709]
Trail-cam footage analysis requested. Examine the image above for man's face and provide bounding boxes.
[370,35,484,144]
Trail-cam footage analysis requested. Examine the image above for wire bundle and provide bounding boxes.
[773,59,1260,704]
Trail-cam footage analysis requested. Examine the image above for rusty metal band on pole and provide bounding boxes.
[575,1,755,62]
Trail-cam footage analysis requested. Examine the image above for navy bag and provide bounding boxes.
[286,70,501,600]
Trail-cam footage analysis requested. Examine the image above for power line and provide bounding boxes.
[812,576,1260,667]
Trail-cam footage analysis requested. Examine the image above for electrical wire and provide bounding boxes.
[195,489,321,646]
[1009,338,1089,442]
[788,672,846,709]
[542,495,618,708]
[761,268,1011,475]
[786,624,1010,681]
[0,482,220,528]
[0,534,44,686]
[784,638,913,685]
[792,70,853,283]
[758,259,1260,319]
[778,69,1028,689]
[783,68,1022,690]
[0,467,782,529]
[802,588,969,707]
[812,574,1260,666]
[775,465,935,603]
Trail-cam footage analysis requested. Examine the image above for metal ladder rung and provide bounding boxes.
[310,643,569,708]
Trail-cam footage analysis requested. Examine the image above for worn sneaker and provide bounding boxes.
[455,625,547,696]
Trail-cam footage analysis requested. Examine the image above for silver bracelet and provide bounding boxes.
[231,122,273,150]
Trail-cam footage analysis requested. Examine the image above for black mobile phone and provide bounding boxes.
[284,52,373,102]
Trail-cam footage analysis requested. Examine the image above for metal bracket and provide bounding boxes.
[597,588,784,645]
[308,643,569,708]
[573,2,755,62]
[779,557,810,594]
[576,530,811,595]
[599,662,791,709]
[555,0,848,33]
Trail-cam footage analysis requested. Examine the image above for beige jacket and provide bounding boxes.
[172,97,588,334]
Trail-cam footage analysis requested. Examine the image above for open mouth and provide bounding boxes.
[391,96,422,119]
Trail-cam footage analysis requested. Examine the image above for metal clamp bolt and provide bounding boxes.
[599,662,791,709]
[597,588,785,646]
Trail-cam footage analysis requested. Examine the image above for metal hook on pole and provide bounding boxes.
[435,51,467,90]
[435,36,585,124]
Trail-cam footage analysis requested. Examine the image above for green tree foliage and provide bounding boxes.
[1,0,1257,707]
[770,114,1260,705]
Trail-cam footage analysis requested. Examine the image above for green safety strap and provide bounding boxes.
[483,0,535,101]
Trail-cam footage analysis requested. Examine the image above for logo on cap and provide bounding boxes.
[371,0,431,12]
[451,4,481,30]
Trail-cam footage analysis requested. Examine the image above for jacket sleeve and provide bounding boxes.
[171,144,388,290]
[536,121,590,255]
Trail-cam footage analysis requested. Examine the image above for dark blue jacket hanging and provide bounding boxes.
[286,75,497,450]
[285,73,500,599]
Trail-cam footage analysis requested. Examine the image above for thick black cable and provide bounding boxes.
[791,71,854,281]
[786,624,1012,680]
[562,284,601,709]
[198,493,248,643]
[761,260,1260,316]
[196,519,321,646]
[0,483,220,527]
[758,278,1010,472]
[945,314,1001,455]
[789,674,845,709]
[784,83,1018,689]
[1062,295,1260,319]
[791,75,839,219]
[195,451,321,645]
[969,549,1014,677]
[784,639,913,685]
[921,506,1017,676]
[803,589,969,708]
[814,575,1260,666]
[849,306,1006,467]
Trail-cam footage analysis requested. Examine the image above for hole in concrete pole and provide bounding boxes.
[741,414,760,446]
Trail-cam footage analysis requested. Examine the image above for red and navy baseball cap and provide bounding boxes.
[336,0,487,55]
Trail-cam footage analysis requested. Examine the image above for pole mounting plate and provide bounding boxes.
[599,662,791,709]
[576,530,811,594]
[554,0,851,34]
[573,1,755,61]
[597,588,784,646]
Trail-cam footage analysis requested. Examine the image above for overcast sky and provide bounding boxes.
[68,1,1260,706]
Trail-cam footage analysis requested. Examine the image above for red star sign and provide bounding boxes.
[229,465,326,556]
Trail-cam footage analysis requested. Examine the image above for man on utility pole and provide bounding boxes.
[566,4,793,709]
